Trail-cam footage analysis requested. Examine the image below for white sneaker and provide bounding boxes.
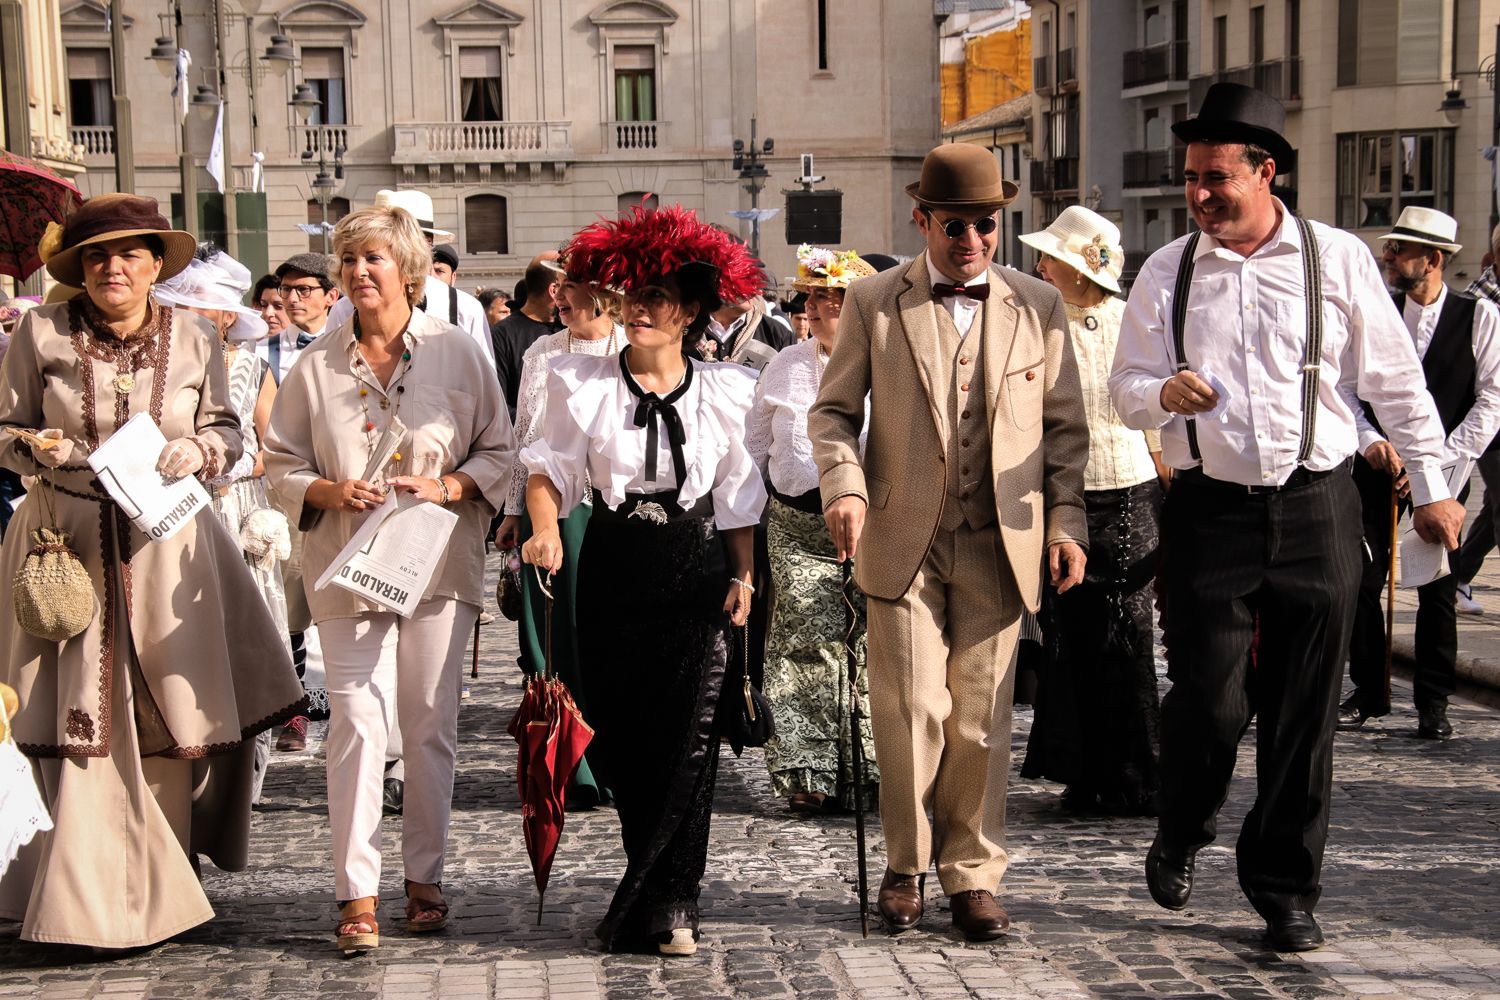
[1457,582,1483,616]
[478,610,496,625]
[658,928,697,956]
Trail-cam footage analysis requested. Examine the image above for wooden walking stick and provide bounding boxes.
[841,559,870,939]
[472,616,480,679]
[1385,479,1398,708]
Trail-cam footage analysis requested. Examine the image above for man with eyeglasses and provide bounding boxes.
[1111,83,1461,953]
[1341,207,1500,742]
[811,142,1089,941]
[260,252,339,386]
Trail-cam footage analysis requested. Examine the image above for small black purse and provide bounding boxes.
[494,549,524,622]
[721,623,775,756]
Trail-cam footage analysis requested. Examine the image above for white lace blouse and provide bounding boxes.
[1068,296,1160,491]
[505,327,623,515]
[520,353,767,530]
[746,337,866,497]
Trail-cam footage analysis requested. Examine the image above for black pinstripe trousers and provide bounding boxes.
[1156,466,1362,917]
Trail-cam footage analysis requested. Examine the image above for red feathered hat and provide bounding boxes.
[563,203,764,330]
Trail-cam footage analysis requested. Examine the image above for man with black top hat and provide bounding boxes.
[1110,83,1464,952]
[1342,207,1500,740]
[812,142,1089,941]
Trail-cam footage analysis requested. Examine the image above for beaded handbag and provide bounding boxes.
[12,472,94,643]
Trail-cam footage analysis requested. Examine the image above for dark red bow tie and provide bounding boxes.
[933,281,990,301]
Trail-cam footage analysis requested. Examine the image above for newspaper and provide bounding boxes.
[313,489,459,618]
[86,413,212,543]
[1399,456,1473,588]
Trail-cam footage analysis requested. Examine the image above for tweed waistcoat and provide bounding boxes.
[934,303,997,530]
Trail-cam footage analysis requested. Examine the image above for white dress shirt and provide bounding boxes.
[1351,283,1500,464]
[255,318,327,384]
[327,275,496,368]
[520,353,767,530]
[746,337,868,496]
[926,256,987,339]
[1109,203,1452,506]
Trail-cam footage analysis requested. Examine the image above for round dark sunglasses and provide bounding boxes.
[930,215,999,239]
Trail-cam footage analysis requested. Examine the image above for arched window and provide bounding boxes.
[617,191,658,214]
[307,196,350,252]
[465,194,509,254]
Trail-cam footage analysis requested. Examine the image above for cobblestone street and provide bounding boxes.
[2,558,1498,1000]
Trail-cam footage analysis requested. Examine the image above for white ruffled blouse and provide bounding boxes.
[520,352,768,530]
[746,337,867,497]
[1068,296,1160,491]
[505,327,623,514]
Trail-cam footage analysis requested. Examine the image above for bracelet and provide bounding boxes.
[731,577,755,595]
[436,477,452,505]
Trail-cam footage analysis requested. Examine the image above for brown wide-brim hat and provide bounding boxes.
[905,143,1019,211]
[44,193,197,288]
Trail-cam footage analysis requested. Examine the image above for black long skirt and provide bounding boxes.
[576,506,729,951]
[1022,478,1163,813]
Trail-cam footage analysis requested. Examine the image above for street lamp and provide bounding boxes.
[148,1,198,237]
[305,140,344,254]
[731,117,775,258]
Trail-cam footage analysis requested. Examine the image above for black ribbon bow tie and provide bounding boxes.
[621,350,694,508]
[296,332,316,348]
[933,282,990,301]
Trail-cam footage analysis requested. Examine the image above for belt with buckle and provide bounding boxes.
[1176,458,1352,495]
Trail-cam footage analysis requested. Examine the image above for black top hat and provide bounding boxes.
[1172,82,1296,174]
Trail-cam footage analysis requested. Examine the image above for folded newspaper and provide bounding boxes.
[86,413,211,543]
[313,490,459,617]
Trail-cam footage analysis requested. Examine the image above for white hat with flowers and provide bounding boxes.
[1019,206,1124,294]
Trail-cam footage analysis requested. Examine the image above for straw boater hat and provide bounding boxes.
[1172,82,1296,173]
[1019,206,1125,295]
[906,144,1018,212]
[40,193,196,288]
[787,244,877,293]
[1378,206,1462,255]
[152,246,270,343]
[372,189,456,243]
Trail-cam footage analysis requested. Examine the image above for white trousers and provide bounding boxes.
[320,598,477,900]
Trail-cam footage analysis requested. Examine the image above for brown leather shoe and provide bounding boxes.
[877,868,925,932]
[949,889,1010,941]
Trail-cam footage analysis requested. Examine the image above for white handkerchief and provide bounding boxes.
[1196,366,1232,422]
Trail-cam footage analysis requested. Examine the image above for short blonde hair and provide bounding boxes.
[331,206,433,307]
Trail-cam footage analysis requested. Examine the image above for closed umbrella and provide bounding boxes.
[507,569,593,923]
[0,151,83,282]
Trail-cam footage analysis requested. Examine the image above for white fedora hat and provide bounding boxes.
[1018,205,1124,294]
[373,189,456,243]
[1378,206,1461,254]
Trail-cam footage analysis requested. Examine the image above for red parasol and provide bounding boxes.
[0,151,83,282]
[507,569,593,924]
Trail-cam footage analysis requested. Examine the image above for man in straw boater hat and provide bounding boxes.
[1342,207,1500,741]
[1110,83,1464,951]
[810,143,1089,940]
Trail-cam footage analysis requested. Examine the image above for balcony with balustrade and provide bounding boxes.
[291,124,353,158]
[1030,156,1080,194]
[1190,58,1303,109]
[69,125,114,167]
[602,120,663,154]
[1123,41,1189,95]
[1123,146,1187,193]
[391,120,574,165]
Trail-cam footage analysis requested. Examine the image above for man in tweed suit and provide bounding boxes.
[809,144,1090,940]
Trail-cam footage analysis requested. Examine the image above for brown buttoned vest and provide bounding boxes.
[934,303,997,531]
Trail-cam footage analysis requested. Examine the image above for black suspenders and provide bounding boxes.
[1170,215,1324,465]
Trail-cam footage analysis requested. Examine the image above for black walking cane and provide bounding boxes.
[841,559,870,938]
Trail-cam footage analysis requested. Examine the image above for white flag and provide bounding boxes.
[251,151,265,194]
[173,49,192,124]
[206,101,225,194]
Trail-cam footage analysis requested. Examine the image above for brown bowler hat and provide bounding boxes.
[905,143,1018,211]
[44,193,196,288]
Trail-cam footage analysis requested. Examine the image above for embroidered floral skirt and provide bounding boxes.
[1022,478,1163,813]
[576,507,727,951]
[760,498,879,809]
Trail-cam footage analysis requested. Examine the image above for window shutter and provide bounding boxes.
[465,195,508,254]
[1358,0,1397,85]
[301,47,344,80]
[66,47,111,79]
[1397,0,1440,83]
[614,45,654,70]
[459,47,502,78]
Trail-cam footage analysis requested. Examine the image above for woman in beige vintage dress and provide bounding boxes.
[0,195,305,949]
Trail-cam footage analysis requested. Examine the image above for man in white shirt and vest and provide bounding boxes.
[1342,207,1500,740]
[1110,84,1464,952]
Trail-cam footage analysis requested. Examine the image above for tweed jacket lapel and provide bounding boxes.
[980,264,1021,427]
[897,253,947,446]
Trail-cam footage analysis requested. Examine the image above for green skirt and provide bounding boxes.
[761,497,879,808]
[518,503,608,807]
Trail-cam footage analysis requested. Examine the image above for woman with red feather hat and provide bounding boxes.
[519,204,767,956]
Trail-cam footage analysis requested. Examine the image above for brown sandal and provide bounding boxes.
[404,880,450,933]
[335,906,379,954]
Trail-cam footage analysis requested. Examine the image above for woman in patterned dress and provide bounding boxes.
[154,245,291,805]
[746,245,880,814]
[494,261,622,808]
